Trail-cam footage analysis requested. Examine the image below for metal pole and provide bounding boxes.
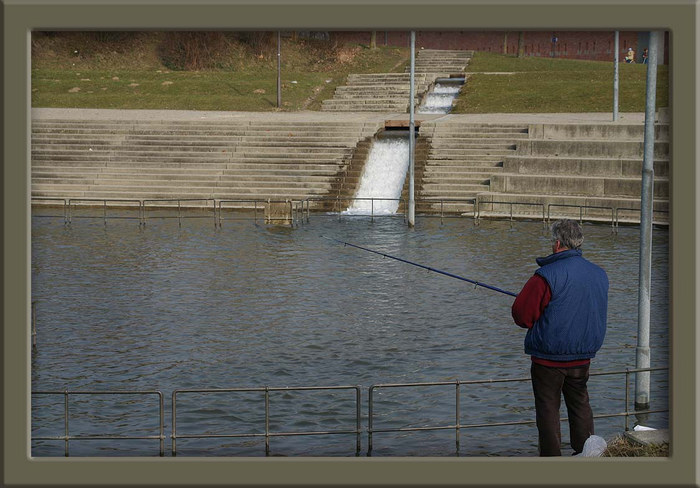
[408,31,416,228]
[613,31,619,121]
[635,30,658,411]
[277,32,281,109]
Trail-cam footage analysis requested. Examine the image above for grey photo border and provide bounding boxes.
[3,0,695,486]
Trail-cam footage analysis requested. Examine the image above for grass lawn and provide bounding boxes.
[31,36,409,112]
[453,52,669,113]
[31,33,668,114]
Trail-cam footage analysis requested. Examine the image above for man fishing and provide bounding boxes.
[511,219,609,456]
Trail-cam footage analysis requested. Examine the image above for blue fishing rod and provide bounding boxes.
[322,236,518,298]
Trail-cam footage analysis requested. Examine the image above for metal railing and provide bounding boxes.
[476,199,547,223]
[31,367,668,456]
[67,199,142,226]
[367,366,667,454]
[615,207,670,228]
[142,198,216,227]
[31,198,68,223]
[547,203,615,228]
[172,385,362,456]
[31,390,165,456]
[32,197,670,229]
[416,198,477,223]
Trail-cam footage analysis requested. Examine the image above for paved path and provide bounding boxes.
[32,107,647,125]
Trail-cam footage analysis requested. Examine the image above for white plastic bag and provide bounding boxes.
[580,435,607,457]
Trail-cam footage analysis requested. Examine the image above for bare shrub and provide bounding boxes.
[158,31,231,70]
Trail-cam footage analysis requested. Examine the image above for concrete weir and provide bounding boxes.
[31,109,669,226]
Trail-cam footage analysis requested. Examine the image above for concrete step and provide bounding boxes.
[429,132,530,140]
[502,156,670,178]
[32,189,331,201]
[533,123,669,141]
[33,182,333,193]
[428,142,518,150]
[421,183,489,193]
[423,176,492,185]
[516,140,670,158]
[428,149,516,157]
[490,173,670,198]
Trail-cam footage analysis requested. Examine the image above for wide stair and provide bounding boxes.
[321,73,434,113]
[404,49,474,76]
[478,123,671,224]
[414,121,528,214]
[321,49,473,113]
[31,118,382,208]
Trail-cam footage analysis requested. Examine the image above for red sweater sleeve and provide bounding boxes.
[511,274,552,329]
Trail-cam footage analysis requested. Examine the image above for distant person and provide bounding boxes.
[511,219,609,456]
[625,47,636,63]
[642,48,648,64]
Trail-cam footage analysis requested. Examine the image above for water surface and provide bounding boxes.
[31,211,669,456]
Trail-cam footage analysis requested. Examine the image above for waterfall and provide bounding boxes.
[343,133,410,215]
[418,79,464,114]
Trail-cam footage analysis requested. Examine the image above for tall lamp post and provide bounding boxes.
[277,31,281,109]
[408,31,416,227]
[635,30,659,412]
[613,31,619,121]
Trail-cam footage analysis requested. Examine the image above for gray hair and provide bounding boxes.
[551,219,584,250]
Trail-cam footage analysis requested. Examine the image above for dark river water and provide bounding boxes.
[30,209,669,457]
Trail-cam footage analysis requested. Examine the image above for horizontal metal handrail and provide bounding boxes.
[172,385,362,456]
[615,207,670,227]
[31,198,68,222]
[367,366,668,454]
[30,368,668,457]
[32,198,669,228]
[547,203,615,227]
[476,199,546,222]
[142,198,216,227]
[67,198,142,225]
[31,390,165,456]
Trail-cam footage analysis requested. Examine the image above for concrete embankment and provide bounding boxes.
[31,109,669,225]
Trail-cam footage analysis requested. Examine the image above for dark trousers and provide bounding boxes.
[530,362,594,456]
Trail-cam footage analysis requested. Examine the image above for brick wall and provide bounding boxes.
[327,31,668,64]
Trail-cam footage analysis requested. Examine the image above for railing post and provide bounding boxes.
[177,201,182,227]
[367,386,374,456]
[355,386,362,456]
[171,391,177,456]
[455,380,461,453]
[159,392,165,456]
[64,391,69,457]
[265,386,270,456]
[624,369,630,432]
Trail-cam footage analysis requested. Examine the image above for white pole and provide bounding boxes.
[277,32,281,109]
[613,31,619,121]
[408,31,416,227]
[635,30,659,411]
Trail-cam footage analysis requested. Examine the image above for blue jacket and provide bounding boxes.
[524,249,609,361]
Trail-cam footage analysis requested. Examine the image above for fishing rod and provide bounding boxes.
[322,236,518,298]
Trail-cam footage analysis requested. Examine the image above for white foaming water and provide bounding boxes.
[344,136,410,215]
[418,83,462,114]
